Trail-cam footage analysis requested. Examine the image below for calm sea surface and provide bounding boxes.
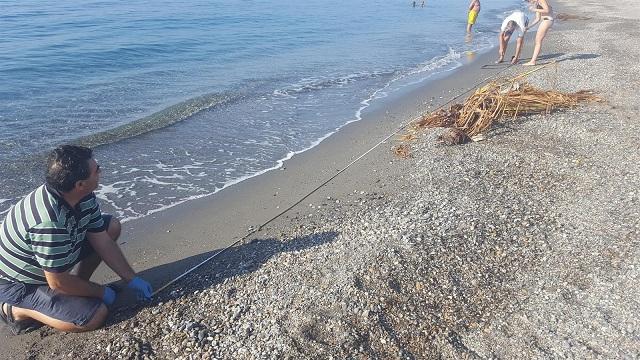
[1,0,520,220]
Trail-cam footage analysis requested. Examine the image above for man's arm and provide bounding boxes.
[88,230,153,301]
[30,219,110,299]
[44,270,105,298]
[86,231,136,282]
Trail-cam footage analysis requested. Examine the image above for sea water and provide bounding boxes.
[1,0,522,220]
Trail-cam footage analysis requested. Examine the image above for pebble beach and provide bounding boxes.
[2,0,639,358]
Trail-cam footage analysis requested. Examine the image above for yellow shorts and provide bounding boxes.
[468,10,478,25]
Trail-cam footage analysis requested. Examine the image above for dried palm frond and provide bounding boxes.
[414,104,463,129]
[411,79,601,141]
[393,72,602,154]
[454,81,601,136]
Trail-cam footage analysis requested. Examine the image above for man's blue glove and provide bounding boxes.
[127,276,153,301]
[102,286,117,305]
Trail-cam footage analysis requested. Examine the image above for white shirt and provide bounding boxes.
[501,11,529,38]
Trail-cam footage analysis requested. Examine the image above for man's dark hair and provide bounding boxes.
[504,21,516,36]
[46,145,93,192]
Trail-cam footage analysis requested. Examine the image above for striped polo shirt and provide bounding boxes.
[0,184,106,284]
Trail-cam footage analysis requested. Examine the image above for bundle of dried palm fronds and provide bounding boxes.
[415,103,463,129]
[414,79,601,138]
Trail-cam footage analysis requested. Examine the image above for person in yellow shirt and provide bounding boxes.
[467,0,481,33]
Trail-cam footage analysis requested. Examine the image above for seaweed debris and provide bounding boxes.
[409,78,601,147]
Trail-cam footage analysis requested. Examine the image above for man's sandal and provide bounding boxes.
[0,303,43,335]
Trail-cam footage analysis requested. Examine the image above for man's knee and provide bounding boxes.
[21,302,109,333]
[73,304,108,332]
[107,217,121,242]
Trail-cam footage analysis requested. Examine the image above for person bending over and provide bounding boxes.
[0,145,153,335]
[523,0,554,66]
[497,10,529,64]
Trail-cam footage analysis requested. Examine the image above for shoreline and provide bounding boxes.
[0,29,498,220]
[101,43,494,225]
[2,0,639,358]
[90,43,508,288]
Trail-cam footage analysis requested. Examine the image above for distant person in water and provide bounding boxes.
[496,10,529,64]
[0,145,153,335]
[421,1,425,7]
[467,0,481,33]
[523,0,554,66]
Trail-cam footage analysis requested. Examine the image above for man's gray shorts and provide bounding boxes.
[0,214,113,326]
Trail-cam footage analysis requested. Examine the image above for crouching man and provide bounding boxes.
[497,10,530,64]
[0,145,152,334]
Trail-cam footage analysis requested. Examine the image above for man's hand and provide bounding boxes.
[127,277,153,301]
[102,286,117,305]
